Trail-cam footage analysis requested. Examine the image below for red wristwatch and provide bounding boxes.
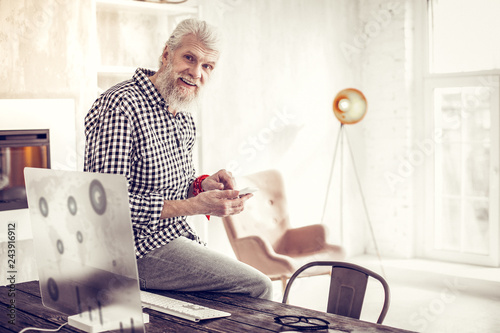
[193,175,210,220]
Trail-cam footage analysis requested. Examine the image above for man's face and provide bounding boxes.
[155,34,219,111]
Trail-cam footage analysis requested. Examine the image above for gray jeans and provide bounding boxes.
[136,236,273,300]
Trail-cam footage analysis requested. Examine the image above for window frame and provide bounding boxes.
[420,0,500,267]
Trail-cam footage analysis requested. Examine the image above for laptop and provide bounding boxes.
[24,167,145,332]
[24,167,231,332]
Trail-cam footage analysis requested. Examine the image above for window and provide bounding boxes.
[423,0,500,266]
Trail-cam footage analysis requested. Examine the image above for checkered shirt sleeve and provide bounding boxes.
[84,68,201,258]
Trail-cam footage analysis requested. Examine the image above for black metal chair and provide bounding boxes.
[282,261,390,324]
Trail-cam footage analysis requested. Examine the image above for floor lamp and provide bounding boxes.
[320,88,385,276]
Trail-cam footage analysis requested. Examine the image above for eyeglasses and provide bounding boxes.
[274,315,330,330]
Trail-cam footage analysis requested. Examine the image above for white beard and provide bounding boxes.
[155,60,199,113]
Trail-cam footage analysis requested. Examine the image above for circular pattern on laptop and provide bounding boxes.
[47,277,59,301]
[67,196,77,215]
[39,197,49,217]
[56,239,64,254]
[89,179,107,215]
[76,231,83,243]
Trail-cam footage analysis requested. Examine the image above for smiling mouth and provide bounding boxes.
[180,77,197,87]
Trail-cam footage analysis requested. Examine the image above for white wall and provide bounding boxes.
[357,0,416,258]
[198,0,416,259]
[198,0,363,255]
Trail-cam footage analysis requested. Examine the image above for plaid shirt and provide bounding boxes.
[84,68,201,258]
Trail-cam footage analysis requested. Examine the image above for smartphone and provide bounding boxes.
[238,187,258,197]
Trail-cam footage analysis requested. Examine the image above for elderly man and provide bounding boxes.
[84,19,272,299]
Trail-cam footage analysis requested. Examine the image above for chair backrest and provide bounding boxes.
[222,169,291,251]
[282,261,390,324]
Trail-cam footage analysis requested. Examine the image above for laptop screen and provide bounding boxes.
[24,167,144,332]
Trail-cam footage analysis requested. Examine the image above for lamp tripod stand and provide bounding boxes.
[320,88,385,276]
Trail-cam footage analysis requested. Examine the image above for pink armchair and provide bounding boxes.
[222,169,345,290]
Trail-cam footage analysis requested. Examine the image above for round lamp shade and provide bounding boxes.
[332,88,367,124]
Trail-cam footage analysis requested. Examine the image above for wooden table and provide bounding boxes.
[1,281,414,333]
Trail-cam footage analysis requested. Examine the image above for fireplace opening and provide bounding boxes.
[0,129,50,211]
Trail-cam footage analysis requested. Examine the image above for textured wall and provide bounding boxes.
[0,0,96,284]
[0,0,95,169]
[358,0,415,258]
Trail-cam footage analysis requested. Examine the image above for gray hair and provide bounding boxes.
[160,18,220,65]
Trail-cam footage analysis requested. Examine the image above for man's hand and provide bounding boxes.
[161,170,250,219]
[202,169,236,191]
[195,190,252,217]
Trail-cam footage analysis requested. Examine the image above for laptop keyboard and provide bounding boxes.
[140,290,231,322]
